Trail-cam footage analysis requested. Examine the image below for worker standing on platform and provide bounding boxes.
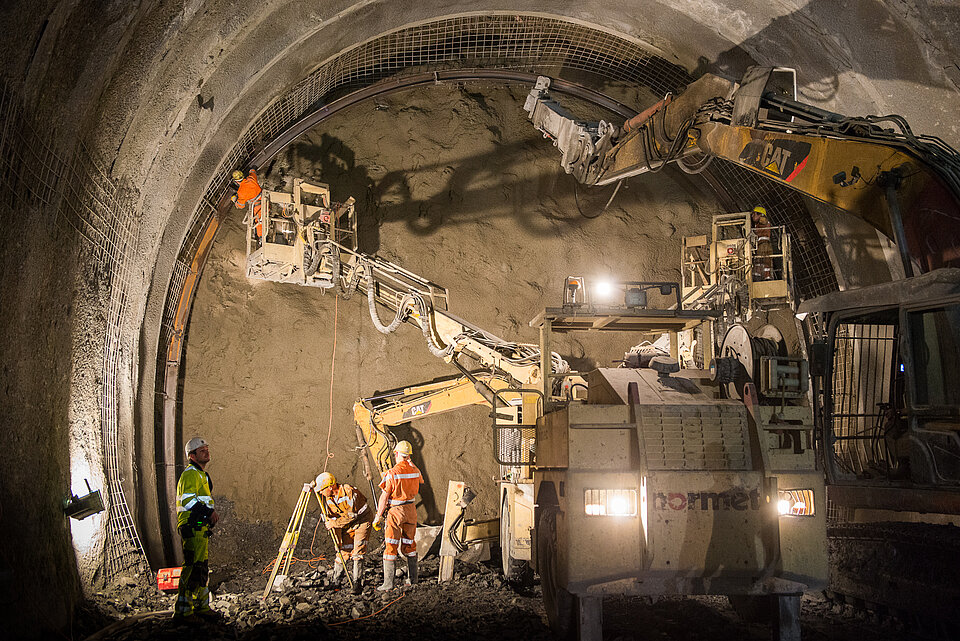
[231,169,263,240]
[751,205,776,281]
[316,471,373,595]
[174,437,219,619]
[373,440,423,590]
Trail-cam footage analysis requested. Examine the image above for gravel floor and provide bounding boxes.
[74,554,940,641]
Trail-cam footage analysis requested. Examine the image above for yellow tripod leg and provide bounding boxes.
[314,490,355,593]
[262,486,310,598]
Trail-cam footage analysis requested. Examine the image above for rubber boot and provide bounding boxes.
[377,558,395,591]
[331,557,345,584]
[405,555,418,586]
[351,558,363,595]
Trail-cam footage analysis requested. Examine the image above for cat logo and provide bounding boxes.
[738,138,811,183]
[402,401,431,420]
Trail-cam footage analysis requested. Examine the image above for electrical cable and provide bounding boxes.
[323,294,338,472]
[328,593,405,626]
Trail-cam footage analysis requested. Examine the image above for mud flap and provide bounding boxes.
[773,593,801,641]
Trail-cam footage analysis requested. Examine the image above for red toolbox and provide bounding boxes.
[156,567,181,592]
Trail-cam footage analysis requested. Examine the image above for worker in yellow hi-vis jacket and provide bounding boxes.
[174,437,220,618]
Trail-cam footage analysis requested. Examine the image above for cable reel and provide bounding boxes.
[710,323,786,400]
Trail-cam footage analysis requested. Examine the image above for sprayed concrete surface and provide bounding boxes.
[181,83,720,531]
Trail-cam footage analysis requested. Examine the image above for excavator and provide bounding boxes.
[524,65,960,275]
[241,65,960,640]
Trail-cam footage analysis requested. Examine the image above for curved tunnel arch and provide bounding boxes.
[4,2,960,637]
[141,12,846,564]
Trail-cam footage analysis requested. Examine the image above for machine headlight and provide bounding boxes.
[584,489,638,517]
[593,279,615,301]
[777,489,815,517]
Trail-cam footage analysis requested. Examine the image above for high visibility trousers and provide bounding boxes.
[175,526,210,617]
[383,504,417,561]
[335,520,372,560]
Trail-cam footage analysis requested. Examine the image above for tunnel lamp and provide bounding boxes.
[564,276,585,305]
[63,479,105,521]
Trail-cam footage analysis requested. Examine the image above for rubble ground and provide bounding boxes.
[75,550,937,641]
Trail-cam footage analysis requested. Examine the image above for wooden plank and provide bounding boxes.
[437,480,466,583]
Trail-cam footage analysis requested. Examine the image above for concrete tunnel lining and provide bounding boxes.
[3,1,960,637]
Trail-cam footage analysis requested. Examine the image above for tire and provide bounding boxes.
[537,507,576,639]
[501,494,533,586]
[728,595,773,623]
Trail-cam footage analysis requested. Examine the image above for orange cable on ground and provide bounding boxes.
[328,593,405,626]
[261,554,327,575]
[323,294,339,472]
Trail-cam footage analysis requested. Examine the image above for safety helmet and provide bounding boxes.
[315,471,336,491]
[394,440,413,456]
[752,205,767,216]
[231,169,245,182]
[185,437,208,457]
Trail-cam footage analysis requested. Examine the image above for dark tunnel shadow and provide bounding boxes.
[272,131,705,255]
[384,426,442,526]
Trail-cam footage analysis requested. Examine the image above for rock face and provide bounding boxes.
[181,83,719,535]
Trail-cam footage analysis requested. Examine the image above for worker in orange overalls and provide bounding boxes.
[315,471,373,595]
[231,169,263,240]
[373,440,423,590]
[751,205,775,282]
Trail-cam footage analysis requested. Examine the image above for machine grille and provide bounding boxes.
[637,404,750,471]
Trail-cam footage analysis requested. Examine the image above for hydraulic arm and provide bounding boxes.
[525,66,960,273]
[353,371,518,476]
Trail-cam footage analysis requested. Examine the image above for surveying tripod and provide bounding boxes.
[262,482,354,598]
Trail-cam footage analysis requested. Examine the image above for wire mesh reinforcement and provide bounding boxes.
[704,158,838,301]
[0,81,148,581]
[59,143,149,581]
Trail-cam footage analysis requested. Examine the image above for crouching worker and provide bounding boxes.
[373,440,423,590]
[316,471,373,595]
[174,437,220,618]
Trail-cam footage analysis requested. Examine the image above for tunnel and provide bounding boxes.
[2,1,960,639]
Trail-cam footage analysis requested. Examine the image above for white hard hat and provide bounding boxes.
[185,437,208,457]
[315,472,336,490]
[394,440,413,456]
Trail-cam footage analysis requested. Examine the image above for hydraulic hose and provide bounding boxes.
[448,508,468,553]
[365,266,415,334]
[414,296,454,358]
[363,263,452,358]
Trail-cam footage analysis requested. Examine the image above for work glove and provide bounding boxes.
[373,516,383,531]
